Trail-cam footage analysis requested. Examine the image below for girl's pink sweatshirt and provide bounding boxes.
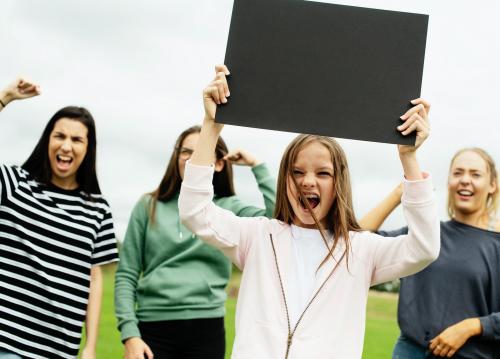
[179,163,440,359]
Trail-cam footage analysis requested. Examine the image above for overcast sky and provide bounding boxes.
[1,0,499,239]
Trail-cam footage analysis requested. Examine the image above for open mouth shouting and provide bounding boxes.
[56,154,74,171]
[298,193,320,211]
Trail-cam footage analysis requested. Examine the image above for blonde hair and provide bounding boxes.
[447,147,499,219]
[274,135,361,269]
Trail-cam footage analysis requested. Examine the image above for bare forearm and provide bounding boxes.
[190,116,223,166]
[0,90,13,112]
[429,317,483,357]
[399,152,423,181]
[463,318,482,337]
[359,186,402,231]
[0,78,41,112]
[85,266,103,350]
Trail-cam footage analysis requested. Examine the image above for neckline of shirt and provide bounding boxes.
[449,219,500,236]
[41,182,82,196]
[291,224,332,242]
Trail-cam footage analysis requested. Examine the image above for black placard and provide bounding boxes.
[217,0,428,145]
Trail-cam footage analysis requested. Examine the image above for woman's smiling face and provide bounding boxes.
[448,150,496,218]
[287,141,335,229]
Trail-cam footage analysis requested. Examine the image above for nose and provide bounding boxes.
[301,173,316,188]
[61,139,72,152]
[459,173,471,185]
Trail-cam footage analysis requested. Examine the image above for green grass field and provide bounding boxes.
[84,265,399,358]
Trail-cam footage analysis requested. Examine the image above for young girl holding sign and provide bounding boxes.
[179,65,439,358]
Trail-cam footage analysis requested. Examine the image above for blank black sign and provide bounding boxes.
[217,0,428,145]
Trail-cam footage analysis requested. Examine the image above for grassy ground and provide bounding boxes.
[83,264,399,358]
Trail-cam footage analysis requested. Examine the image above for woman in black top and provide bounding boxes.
[361,147,499,358]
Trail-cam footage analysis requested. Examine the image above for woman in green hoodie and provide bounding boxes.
[115,125,276,359]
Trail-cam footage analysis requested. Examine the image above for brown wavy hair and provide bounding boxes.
[274,134,361,269]
[447,147,499,220]
[149,125,235,221]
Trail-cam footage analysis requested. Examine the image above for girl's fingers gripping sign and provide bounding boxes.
[203,65,230,121]
[215,64,230,97]
[397,98,431,151]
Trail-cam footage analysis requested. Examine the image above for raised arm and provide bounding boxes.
[360,99,430,232]
[221,148,276,218]
[367,98,439,284]
[358,183,402,231]
[179,65,267,269]
[397,98,431,180]
[0,78,40,112]
[369,177,439,285]
[190,65,230,167]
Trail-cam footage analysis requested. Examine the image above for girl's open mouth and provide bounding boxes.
[299,194,320,209]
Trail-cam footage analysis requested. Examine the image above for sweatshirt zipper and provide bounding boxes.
[269,233,343,359]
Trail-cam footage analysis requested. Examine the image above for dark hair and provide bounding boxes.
[22,106,101,194]
[149,125,235,221]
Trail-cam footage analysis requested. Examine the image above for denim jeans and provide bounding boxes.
[0,349,23,359]
[392,335,430,359]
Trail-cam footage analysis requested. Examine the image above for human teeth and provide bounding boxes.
[305,194,319,199]
[300,193,320,209]
[57,155,72,162]
[458,190,473,196]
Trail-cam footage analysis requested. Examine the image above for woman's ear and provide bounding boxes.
[488,178,497,195]
[215,158,225,172]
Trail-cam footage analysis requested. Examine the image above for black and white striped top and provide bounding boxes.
[0,164,119,359]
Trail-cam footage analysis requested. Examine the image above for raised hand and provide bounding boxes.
[192,65,231,167]
[0,78,41,106]
[397,98,430,154]
[224,148,262,167]
[203,64,230,122]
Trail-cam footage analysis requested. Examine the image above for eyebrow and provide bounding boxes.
[292,166,333,171]
[54,132,86,141]
[453,167,485,173]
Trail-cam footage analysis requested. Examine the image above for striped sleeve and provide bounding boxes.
[0,165,20,205]
[91,207,119,266]
[0,164,4,204]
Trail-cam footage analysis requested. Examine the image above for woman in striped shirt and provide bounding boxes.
[0,78,119,359]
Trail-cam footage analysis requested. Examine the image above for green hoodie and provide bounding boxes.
[115,163,276,341]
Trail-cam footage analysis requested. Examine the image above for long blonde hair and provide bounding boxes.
[447,147,499,219]
[274,135,361,269]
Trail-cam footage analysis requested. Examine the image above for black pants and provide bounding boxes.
[138,317,225,359]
